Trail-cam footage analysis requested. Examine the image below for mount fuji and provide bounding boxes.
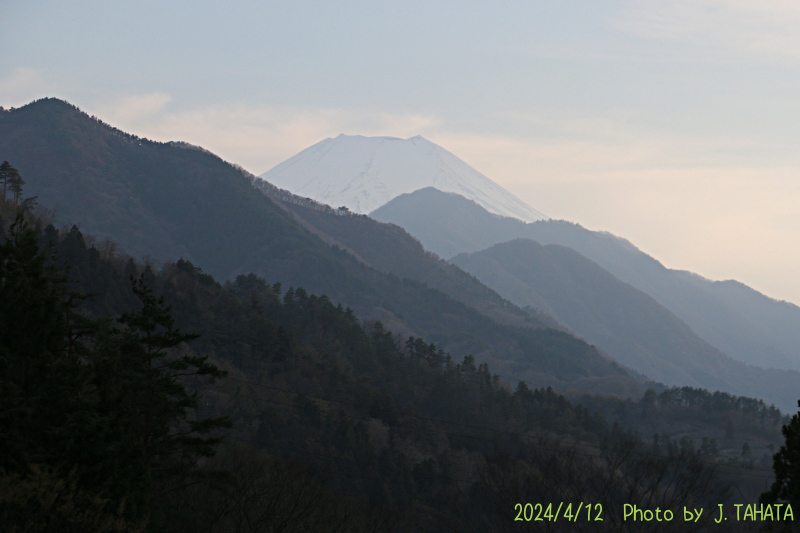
[259,134,547,222]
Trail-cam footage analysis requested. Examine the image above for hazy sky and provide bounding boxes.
[3,0,800,305]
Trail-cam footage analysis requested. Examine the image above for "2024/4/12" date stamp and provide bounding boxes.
[514,502,603,523]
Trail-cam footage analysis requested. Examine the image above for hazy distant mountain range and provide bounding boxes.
[372,188,800,374]
[4,98,800,410]
[260,133,800,377]
[449,238,796,401]
[261,133,800,409]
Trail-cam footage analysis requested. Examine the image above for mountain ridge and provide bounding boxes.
[372,187,800,373]
[450,237,800,410]
[0,97,636,397]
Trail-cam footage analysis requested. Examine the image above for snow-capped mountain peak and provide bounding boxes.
[259,134,547,222]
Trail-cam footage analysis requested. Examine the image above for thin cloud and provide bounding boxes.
[95,93,172,124]
[85,98,441,174]
[0,67,48,107]
[429,116,762,191]
[616,0,800,60]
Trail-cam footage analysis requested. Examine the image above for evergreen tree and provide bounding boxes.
[0,160,14,201]
[0,213,131,530]
[0,214,230,528]
[763,400,800,505]
[0,161,24,204]
[87,276,231,521]
[0,212,81,473]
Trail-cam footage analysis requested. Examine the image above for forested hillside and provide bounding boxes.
[0,98,636,395]
[0,203,786,531]
[259,188,564,332]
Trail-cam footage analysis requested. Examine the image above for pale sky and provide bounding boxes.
[3,0,800,305]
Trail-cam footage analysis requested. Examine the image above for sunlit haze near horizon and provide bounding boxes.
[3,0,800,305]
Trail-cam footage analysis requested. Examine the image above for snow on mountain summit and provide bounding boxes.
[259,134,547,222]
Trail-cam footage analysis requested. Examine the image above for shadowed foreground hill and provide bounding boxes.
[0,98,636,395]
[3,210,773,531]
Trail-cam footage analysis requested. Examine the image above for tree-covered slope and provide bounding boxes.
[268,195,563,332]
[2,201,786,530]
[0,98,634,395]
[20,216,784,530]
[0,99,323,282]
